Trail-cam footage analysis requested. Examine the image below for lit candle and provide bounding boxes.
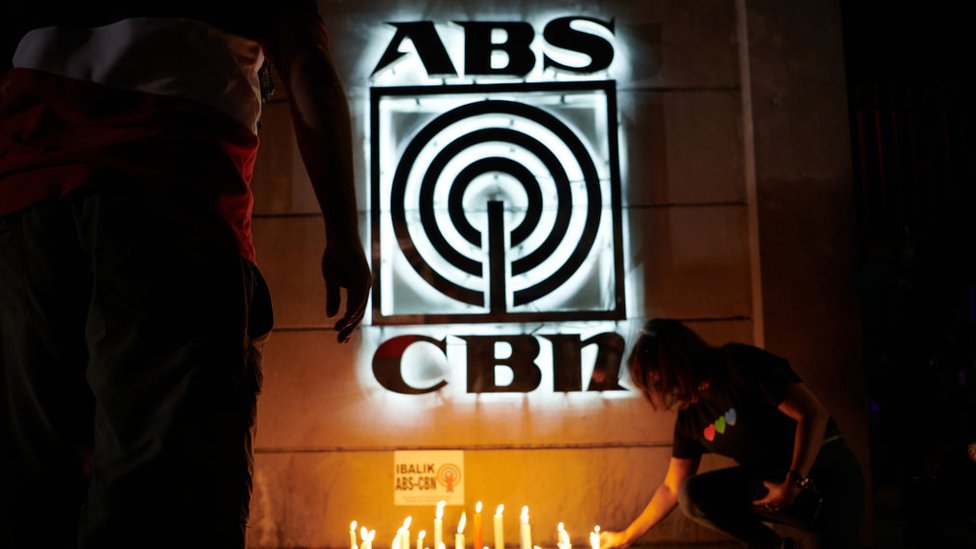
[394,530,402,549]
[403,517,414,549]
[589,526,600,549]
[366,529,376,549]
[473,502,483,549]
[435,500,446,549]
[557,522,571,549]
[361,527,372,549]
[456,512,467,549]
[350,521,359,549]
[519,507,531,549]
[418,530,427,549]
[493,505,504,549]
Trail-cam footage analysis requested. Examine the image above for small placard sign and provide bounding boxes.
[394,450,465,506]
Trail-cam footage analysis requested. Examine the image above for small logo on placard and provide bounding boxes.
[436,463,462,492]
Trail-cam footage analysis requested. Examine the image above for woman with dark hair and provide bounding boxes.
[599,319,864,549]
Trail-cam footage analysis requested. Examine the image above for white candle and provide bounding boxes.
[519,507,531,549]
[589,526,600,549]
[493,505,504,549]
[456,512,467,549]
[359,525,369,549]
[394,530,402,549]
[350,521,359,549]
[403,517,414,549]
[418,530,427,549]
[435,500,446,549]
[557,522,570,549]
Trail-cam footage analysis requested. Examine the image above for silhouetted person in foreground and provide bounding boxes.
[0,2,371,547]
[599,319,864,549]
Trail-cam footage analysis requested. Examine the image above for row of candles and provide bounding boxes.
[350,502,601,549]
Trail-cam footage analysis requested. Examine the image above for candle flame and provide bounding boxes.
[557,523,565,532]
[404,517,413,528]
[351,521,358,531]
[458,512,467,533]
[521,506,529,523]
[361,526,368,539]
[437,501,446,519]
[419,531,427,540]
[496,504,504,515]
[476,501,483,513]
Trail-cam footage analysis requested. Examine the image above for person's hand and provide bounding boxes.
[322,239,371,343]
[751,479,801,512]
[599,530,630,549]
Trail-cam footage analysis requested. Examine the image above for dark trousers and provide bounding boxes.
[678,438,865,548]
[0,186,272,548]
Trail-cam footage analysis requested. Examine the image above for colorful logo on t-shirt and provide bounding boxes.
[703,407,737,442]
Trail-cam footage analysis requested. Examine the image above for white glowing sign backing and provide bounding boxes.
[371,82,623,324]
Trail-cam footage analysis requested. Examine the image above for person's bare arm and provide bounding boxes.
[599,456,700,549]
[263,10,371,343]
[752,382,829,509]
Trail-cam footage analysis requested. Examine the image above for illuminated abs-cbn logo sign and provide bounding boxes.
[369,16,628,395]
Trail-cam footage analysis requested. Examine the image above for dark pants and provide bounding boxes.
[0,185,272,548]
[678,438,865,548]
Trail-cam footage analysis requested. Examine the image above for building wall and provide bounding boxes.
[744,0,871,541]
[245,1,863,547]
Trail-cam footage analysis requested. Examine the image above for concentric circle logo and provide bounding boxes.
[371,82,624,324]
[436,463,462,492]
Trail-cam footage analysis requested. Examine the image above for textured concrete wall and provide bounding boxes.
[245,1,862,547]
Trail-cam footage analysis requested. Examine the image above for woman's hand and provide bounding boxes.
[751,479,801,512]
[598,530,630,549]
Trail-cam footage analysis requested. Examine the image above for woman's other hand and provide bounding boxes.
[751,479,801,511]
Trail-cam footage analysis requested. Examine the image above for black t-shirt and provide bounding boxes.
[2,0,320,65]
[671,344,841,475]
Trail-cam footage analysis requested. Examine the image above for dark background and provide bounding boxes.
[841,1,976,545]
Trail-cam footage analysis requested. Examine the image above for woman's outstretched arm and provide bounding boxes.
[599,455,700,548]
